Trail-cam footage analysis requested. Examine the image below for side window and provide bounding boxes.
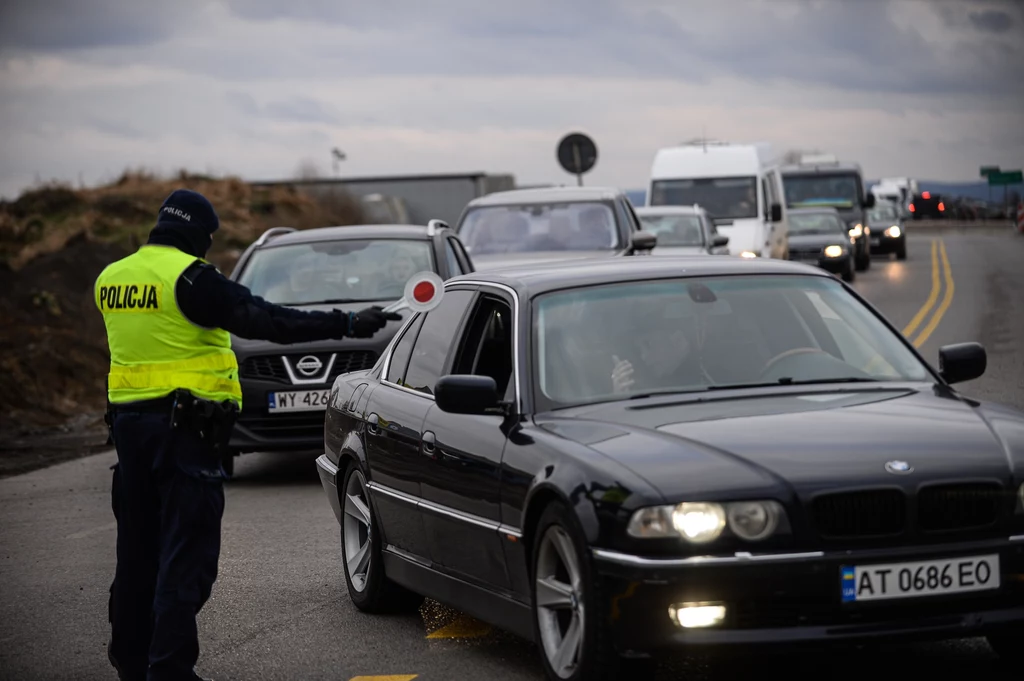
[761,177,771,218]
[450,293,515,398]
[403,289,476,395]
[443,238,464,277]
[386,313,426,385]
[449,236,474,273]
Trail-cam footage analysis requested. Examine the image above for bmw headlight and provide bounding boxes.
[848,223,864,238]
[627,500,787,543]
[885,225,901,238]
[824,245,844,258]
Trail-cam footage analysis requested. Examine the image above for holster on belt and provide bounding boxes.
[170,389,239,456]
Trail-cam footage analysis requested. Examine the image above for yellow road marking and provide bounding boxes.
[911,239,954,348]
[901,239,939,339]
[425,613,492,639]
[349,676,418,681]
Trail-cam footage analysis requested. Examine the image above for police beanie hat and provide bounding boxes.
[155,189,220,234]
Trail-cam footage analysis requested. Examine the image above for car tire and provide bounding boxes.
[531,502,650,681]
[340,461,423,613]
[896,241,907,260]
[842,264,855,283]
[855,248,870,271]
[987,629,1023,666]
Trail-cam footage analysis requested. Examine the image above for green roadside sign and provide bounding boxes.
[988,170,1023,186]
[980,166,1000,177]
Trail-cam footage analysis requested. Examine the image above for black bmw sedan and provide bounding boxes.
[315,256,1023,680]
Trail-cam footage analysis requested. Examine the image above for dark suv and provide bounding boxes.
[225,220,473,475]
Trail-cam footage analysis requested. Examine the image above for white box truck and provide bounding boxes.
[647,140,789,259]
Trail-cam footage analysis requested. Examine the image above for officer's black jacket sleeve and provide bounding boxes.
[175,262,351,344]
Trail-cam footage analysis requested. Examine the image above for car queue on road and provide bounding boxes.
[197,143,1024,681]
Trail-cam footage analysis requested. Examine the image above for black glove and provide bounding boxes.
[347,306,402,338]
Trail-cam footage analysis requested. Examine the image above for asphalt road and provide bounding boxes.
[2,230,1023,681]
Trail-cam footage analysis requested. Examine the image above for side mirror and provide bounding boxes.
[938,342,986,384]
[435,375,501,414]
[864,194,876,209]
[630,230,657,252]
[712,234,730,247]
[770,203,783,222]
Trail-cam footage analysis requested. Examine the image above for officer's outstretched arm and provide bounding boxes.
[176,262,399,343]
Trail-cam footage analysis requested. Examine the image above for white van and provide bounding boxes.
[647,141,789,259]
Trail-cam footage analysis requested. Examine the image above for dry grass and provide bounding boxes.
[0,168,366,273]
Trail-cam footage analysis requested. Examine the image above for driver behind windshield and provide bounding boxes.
[609,297,703,394]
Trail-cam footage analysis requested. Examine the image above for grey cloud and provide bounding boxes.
[225,92,341,125]
[969,9,1014,32]
[0,0,202,51]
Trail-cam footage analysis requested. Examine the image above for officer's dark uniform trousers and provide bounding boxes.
[108,399,225,681]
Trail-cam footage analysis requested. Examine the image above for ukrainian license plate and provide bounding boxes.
[841,554,1000,602]
[268,389,331,413]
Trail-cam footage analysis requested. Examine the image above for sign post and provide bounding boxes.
[981,166,999,205]
[988,170,1023,219]
[556,132,598,186]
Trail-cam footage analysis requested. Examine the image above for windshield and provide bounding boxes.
[788,212,846,235]
[649,177,757,220]
[783,173,861,209]
[532,275,931,410]
[236,238,435,305]
[868,204,899,222]
[457,202,620,254]
[637,213,705,246]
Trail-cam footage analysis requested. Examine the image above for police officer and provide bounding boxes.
[96,189,399,681]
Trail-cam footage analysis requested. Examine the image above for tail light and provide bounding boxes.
[922,191,931,199]
[939,202,945,211]
[909,203,915,212]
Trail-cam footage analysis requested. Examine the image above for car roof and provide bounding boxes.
[257,224,437,248]
[466,186,623,207]
[633,205,703,215]
[788,206,841,215]
[779,162,862,174]
[449,254,831,297]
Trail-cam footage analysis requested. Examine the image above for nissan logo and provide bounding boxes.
[885,460,913,475]
[295,355,323,376]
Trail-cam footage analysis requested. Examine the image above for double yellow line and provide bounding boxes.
[902,239,954,348]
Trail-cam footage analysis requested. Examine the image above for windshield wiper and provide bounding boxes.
[706,377,880,390]
[627,387,711,400]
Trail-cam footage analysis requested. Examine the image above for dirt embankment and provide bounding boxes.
[0,170,364,476]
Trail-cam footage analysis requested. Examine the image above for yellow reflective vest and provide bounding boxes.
[94,245,242,406]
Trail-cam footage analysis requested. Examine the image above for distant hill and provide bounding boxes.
[625,180,1021,206]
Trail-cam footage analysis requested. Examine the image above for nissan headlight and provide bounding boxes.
[739,250,758,259]
[824,245,844,258]
[627,500,786,543]
[885,225,901,238]
[848,223,863,238]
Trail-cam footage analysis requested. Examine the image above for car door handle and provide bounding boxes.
[367,413,380,435]
[422,430,436,456]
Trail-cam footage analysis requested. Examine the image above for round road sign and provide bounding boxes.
[557,132,598,177]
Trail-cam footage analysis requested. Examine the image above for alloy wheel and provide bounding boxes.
[535,525,585,679]
[343,468,373,592]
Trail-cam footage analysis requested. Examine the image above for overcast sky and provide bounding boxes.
[1,0,1022,199]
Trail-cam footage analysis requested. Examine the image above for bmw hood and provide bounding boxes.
[651,246,708,256]
[468,250,618,271]
[539,386,1016,501]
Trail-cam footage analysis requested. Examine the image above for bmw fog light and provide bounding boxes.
[824,245,844,258]
[885,225,902,238]
[726,501,782,540]
[739,250,758,259]
[672,502,726,543]
[669,602,726,628]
